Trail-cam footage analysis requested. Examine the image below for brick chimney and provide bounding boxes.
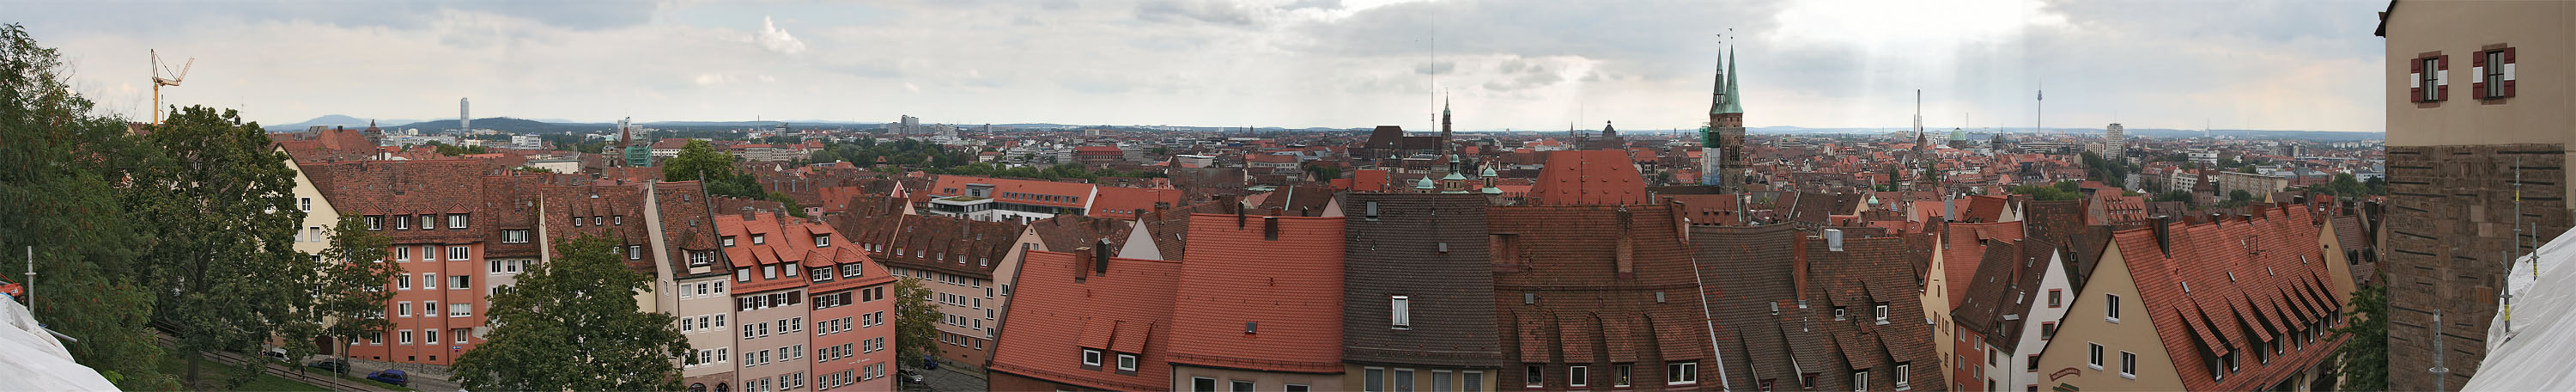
[1615,207,1635,278]
[1073,246,1094,283]
[2151,216,2174,258]
[1791,230,1811,298]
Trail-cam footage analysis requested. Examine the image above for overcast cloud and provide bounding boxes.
[6,0,2388,132]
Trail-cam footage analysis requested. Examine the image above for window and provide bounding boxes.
[366,216,382,230]
[396,274,411,290]
[724,236,736,248]
[1569,365,1589,387]
[1394,370,1414,392]
[424,273,439,289]
[1463,372,1482,392]
[451,275,470,289]
[814,235,830,247]
[2029,354,2040,371]
[423,301,439,317]
[399,330,414,344]
[426,329,440,344]
[1081,349,1102,368]
[448,213,468,229]
[1366,368,1389,392]
[1231,380,1255,392]
[394,246,409,262]
[629,245,642,260]
[2119,351,2136,379]
[1391,296,1411,328]
[1895,364,1911,390]
[2415,56,2445,102]
[2087,343,2105,370]
[2105,293,2121,322]
[2042,322,2057,340]
[503,230,531,243]
[753,234,765,244]
[2476,47,2517,99]
[1874,303,1890,323]
[2048,289,2062,308]
[450,303,470,317]
[1668,362,1697,384]
[1115,353,1137,371]
[1192,377,1218,392]
[398,302,411,317]
[447,246,469,260]
[763,266,777,279]
[1834,307,1847,321]
[395,215,410,230]
[1524,364,1541,387]
[1613,364,1631,387]
[1852,371,1868,392]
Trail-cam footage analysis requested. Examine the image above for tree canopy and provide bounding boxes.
[662,139,763,199]
[892,277,941,370]
[453,233,691,391]
[129,105,318,389]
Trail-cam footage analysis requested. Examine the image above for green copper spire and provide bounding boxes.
[1719,45,1743,114]
[1709,54,1728,115]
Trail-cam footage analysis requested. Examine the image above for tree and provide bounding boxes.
[2328,280,2387,391]
[127,106,317,389]
[2152,190,2196,205]
[453,234,690,391]
[0,23,179,390]
[2319,173,2366,198]
[769,192,808,218]
[2009,181,2084,201]
[891,277,940,370]
[1303,164,1341,181]
[663,139,762,199]
[306,216,402,376]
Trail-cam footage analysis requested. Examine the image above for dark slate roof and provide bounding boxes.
[1490,205,1712,389]
[1697,224,1948,392]
[1952,239,2060,351]
[1340,193,1500,367]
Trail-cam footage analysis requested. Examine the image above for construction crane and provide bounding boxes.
[150,49,193,125]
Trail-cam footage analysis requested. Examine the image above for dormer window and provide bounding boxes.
[753,235,765,245]
[1874,303,1891,324]
[723,236,736,248]
[1833,307,1847,321]
[448,213,469,229]
[814,235,830,247]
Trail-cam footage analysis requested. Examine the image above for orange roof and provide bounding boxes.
[1526,150,1649,205]
[929,175,1097,209]
[1941,221,2024,308]
[987,250,1184,391]
[1086,187,1184,220]
[2111,206,2342,391]
[1166,214,1345,372]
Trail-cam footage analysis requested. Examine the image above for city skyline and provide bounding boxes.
[15,0,2388,132]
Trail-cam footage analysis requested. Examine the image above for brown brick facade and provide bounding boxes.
[2385,144,2572,390]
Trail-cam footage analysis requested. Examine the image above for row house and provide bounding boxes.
[1921,220,2026,374]
[2034,205,2354,391]
[1948,239,2073,392]
[1492,205,1717,390]
[1340,193,1504,390]
[829,193,1023,372]
[303,160,525,365]
[709,211,897,392]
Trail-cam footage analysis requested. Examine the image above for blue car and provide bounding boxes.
[367,369,408,387]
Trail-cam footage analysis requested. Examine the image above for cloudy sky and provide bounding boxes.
[11,0,2389,132]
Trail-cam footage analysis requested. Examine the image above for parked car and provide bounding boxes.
[258,347,289,362]
[306,359,349,375]
[366,369,408,387]
[897,369,923,385]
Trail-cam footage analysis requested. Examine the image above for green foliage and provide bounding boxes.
[663,140,763,199]
[453,234,690,391]
[0,23,179,390]
[2314,173,2366,199]
[932,162,1164,181]
[427,142,489,156]
[807,138,960,168]
[2218,189,2257,209]
[1303,164,1341,181]
[2080,151,2136,186]
[308,216,402,370]
[2329,281,2387,391]
[2009,181,2084,201]
[769,192,808,218]
[892,277,941,369]
[129,105,316,389]
[2152,190,2196,205]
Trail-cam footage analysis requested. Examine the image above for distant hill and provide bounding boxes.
[263,114,372,132]
[385,117,611,134]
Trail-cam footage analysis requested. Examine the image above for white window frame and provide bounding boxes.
[1081,349,1103,367]
[1853,371,1869,392]
[2105,293,2122,323]
[1569,365,1589,387]
[2119,351,2137,379]
[423,273,439,290]
[398,301,412,317]
[424,301,439,317]
[1116,353,1137,371]
[1667,362,1698,385]
[1895,364,1911,390]
[2087,342,2105,370]
[1391,296,1411,328]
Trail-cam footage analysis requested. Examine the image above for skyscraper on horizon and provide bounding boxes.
[459,97,471,133]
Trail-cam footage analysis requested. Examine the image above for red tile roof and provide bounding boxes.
[930,175,1096,209]
[1166,214,1344,373]
[988,250,1185,391]
[2111,205,2345,391]
[1526,150,1650,205]
[1941,221,2025,308]
[1085,187,1184,220]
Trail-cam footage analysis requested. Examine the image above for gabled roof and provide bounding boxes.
[1526,150,1650,205]
[1952,239,2059,351]
[1166,214,1345,373]
[1696,224,1947,391]
[1086,186,1184,220]
[2110,205,2345,391]
[1941,221,2026,308]
[1134,197,1239,260]
[1490,205,1712,379]
[987,250,1184,391]
[1029,215,1133,254]
[1340,193,1501,366]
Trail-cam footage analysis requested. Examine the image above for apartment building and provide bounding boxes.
[1923,221,2026,377]
[1169,213,1346,391]
[987,248,1185,391]
[722,213,818,392]
[1698,225,1945,392]
[303,160,514,365]
[2034,206,2354,391]
[831,195,1023,372]
[2377,2,2576,389]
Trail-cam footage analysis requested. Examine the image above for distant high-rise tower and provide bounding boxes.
[1700,46,1747,191]
[2104,123,2127,160]
[459,98,471,133]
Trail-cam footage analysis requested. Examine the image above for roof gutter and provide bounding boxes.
[1689,225,1735,391]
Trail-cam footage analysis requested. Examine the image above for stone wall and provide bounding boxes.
[2385,144,2573,391]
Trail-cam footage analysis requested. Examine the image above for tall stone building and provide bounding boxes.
[1702,46,1747,192]
[2378,3,2574,390]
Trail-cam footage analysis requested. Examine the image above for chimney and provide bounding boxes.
[1825,229,1844,252]
[1791,230,1811,297]
[1093,242,1112,276]
[2150,216,2174,258]
[1236,205,1248,229]
[1263,217,1280,241]
[1073,247,1093,283]
[1615,207,1636,277]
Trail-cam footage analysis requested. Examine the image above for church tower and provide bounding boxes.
[1702,46,1748,192]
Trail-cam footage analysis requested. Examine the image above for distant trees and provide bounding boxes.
[663,139,762,199]
[2312,173,2367,199]
[422,140,489,156]
[453,234,690,391]
[2080,151,2136,186]
[2009,181,2085,201]
[932,162,1164,181]
[2152,190,2196,205]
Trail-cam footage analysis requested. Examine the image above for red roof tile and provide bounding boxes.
[988,250,1184,391]
[1526,150,1650,205]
